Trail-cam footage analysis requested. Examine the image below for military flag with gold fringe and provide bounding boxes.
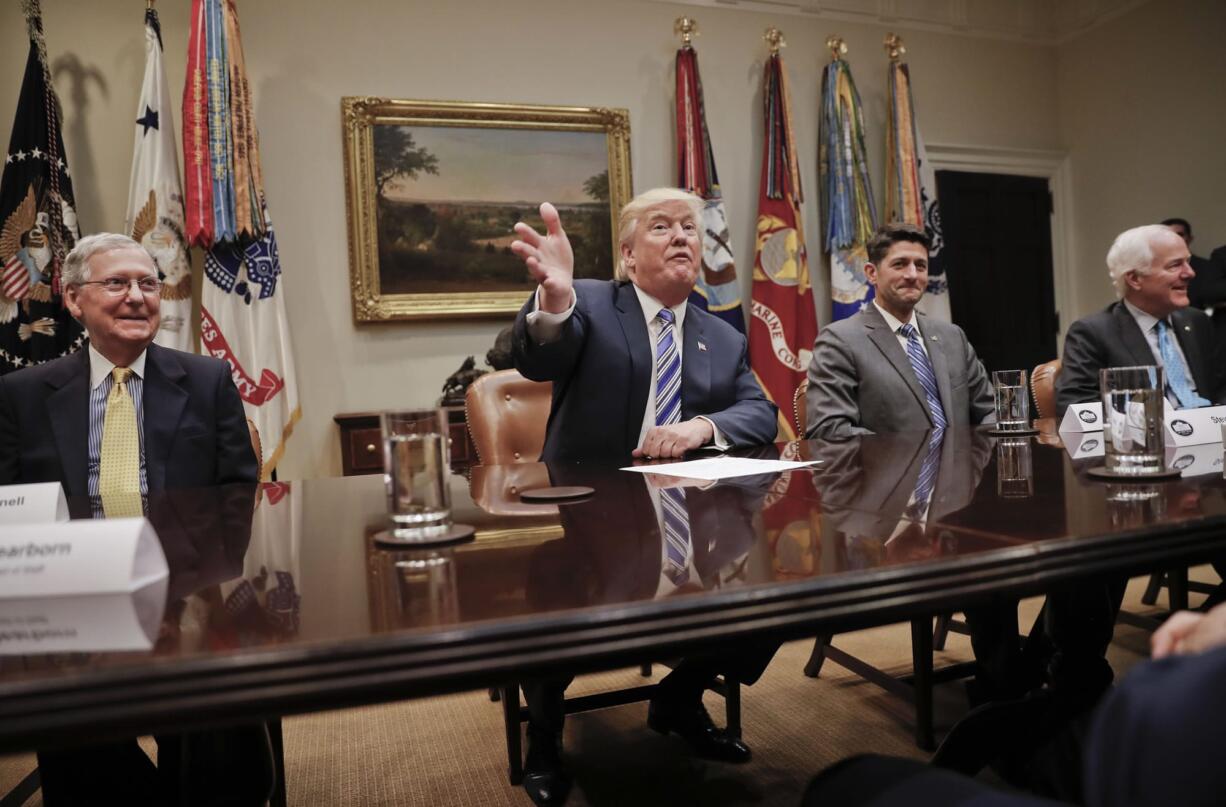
[749,45,817,441]
[885,45,950,321]
[0,0,83,375]
[675,40,744,332]
[820,41,877,321]
[127,4,193,351]
[184,0,301,478]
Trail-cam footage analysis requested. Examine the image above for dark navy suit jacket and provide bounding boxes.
[0,342,258,495]
[512,279,777,462]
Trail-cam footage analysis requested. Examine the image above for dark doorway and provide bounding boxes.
[935,171,1059,375]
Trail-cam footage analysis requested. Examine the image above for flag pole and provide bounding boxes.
[764,26,785,53]
[884,32,905,61]
[674,15,697,45]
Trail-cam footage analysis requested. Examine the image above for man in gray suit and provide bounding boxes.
[805,223,994,439]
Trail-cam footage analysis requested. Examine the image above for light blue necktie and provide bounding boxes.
[1156,320,1210,409]
[898,323,948,429]
[660,487,692,586]
[655,309,682,426]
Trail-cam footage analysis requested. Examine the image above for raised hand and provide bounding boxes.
[511,202,574,313]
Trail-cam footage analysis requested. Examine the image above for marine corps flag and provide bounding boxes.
[749,44,817,440]
[127,5,193,351]
[820,40,877,321]
[885,40,950,321]
[186,0,301,478]
[675,40,744,332]
[0,0,83,375]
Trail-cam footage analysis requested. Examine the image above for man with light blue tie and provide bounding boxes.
[805,223,994,439]
[510,188,778,806]
[1057,223,1225,415]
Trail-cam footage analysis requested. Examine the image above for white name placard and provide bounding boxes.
[1059,402,1104,434]
[1165,442,1225,478]
[0,518,168,599]
[1064,431,1106,460]
[0,577,167,654]
[0,482,67,526]
[1164,405,1226,447]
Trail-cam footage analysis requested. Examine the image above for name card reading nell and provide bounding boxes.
[0,518,168,599]
[1164,404,1226,447]
[0,482,68,526]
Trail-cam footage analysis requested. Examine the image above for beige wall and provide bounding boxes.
[6,0,1212,480]
[1057,0,1226,313]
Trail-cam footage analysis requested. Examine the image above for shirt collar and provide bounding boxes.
[632,283,688,331]
[874,299,917,335]
[1123,298,1165,334]
[88,344,148,390]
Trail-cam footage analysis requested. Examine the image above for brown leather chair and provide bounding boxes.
[793,378,808,437]
[1030,359,1061,420]
[465,370,552,465]
[246,417,264,481]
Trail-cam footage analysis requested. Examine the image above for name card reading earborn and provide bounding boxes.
[0,518,168,599]
[0,482,68,526]
[1164,404,1226,447]
[1058,403,1103,434]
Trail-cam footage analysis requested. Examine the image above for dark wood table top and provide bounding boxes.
[3,427,1225,751]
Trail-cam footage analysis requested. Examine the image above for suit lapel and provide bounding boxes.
[142,344,188,493]
[1114,303,1157,366]
[1172,309,1211,392]
[680,308,709,420]
[614,283,652,450]
[920,315,955,423]
[46,349,91,497]
[862,306,931,423]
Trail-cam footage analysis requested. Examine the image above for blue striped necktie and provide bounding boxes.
[905,429,944,521]
[655,308,682,426]
[1156,320,1210,408]
[898,323,947,430]
[660,487,692,586]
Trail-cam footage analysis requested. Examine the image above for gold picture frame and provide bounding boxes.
[342,98,632,322]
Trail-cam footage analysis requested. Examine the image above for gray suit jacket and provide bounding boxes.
[1055,301,1225,417]
[805,305,994,439]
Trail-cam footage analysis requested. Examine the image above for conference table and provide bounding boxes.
[4,426,1226,769]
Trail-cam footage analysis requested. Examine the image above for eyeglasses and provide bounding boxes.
[77,277,162,296]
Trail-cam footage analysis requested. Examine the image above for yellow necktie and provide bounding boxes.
[98,367,141,496]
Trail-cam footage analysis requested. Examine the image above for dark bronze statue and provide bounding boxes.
[441,356,488,406]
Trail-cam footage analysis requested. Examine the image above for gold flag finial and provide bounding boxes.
[146,0,155,8]
[765,27,786,54]
[884,33,905,61]
[826,35,847,61]
[675,16,698,45]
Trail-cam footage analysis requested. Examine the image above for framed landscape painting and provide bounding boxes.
[342,98,632,321]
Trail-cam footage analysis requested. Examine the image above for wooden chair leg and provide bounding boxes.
[488,687,501,702]
[501,685,524,785]
[1141,571,1165,606]
[0,768,40,807]
[268,718,288,807]
[1168,567,1190,612]
[725,679,742,740]
[804,635,832,678]
[640,663,652,677]
[933,613,952,651]
[910,617,935,752]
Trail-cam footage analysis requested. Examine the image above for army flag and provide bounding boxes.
[0,1,83,375]
[885,58,949,321]
[127,5,193,351]
[749,52,817,441]
[187,0,301,478]
[820,53,877,321]
[675,44,744,332]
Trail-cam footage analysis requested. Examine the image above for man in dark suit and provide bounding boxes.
[1165,217,1226,361]
[805,223,994,439]
[509,189,778,805]
[1056,223,1225,416]
[0,233,266,806]
[512,187,777,462]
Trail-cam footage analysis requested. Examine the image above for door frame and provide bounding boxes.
[925,143,1074,355]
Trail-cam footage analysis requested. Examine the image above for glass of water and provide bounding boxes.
[992,369,1030,431]
[1100,366,1165,475]
[381,408,451,539]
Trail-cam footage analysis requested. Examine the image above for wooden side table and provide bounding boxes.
[334,407,474,476]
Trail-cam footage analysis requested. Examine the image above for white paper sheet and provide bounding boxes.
[621,456,820,481]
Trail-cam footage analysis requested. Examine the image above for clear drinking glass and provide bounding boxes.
[1100,366,1165,475]
[995,437,1033,498]
[992,369,1030,431]
[381,408,451,539]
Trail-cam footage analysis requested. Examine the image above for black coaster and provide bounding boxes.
[520,486,595,502]
[374,523,476,547]
[986,427,1039,437]
[1085,466,1182,481]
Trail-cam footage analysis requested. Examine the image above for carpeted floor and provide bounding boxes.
[0,573,1191,806]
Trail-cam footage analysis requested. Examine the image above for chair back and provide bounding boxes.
[465,369,552,464]
[1030,359,1061,419]
[792,378,809,437]
[246,417,264,481]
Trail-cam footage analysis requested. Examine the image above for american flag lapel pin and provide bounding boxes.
[697,341,708,351]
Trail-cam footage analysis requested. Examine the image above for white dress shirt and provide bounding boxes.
[874,300,932,360]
